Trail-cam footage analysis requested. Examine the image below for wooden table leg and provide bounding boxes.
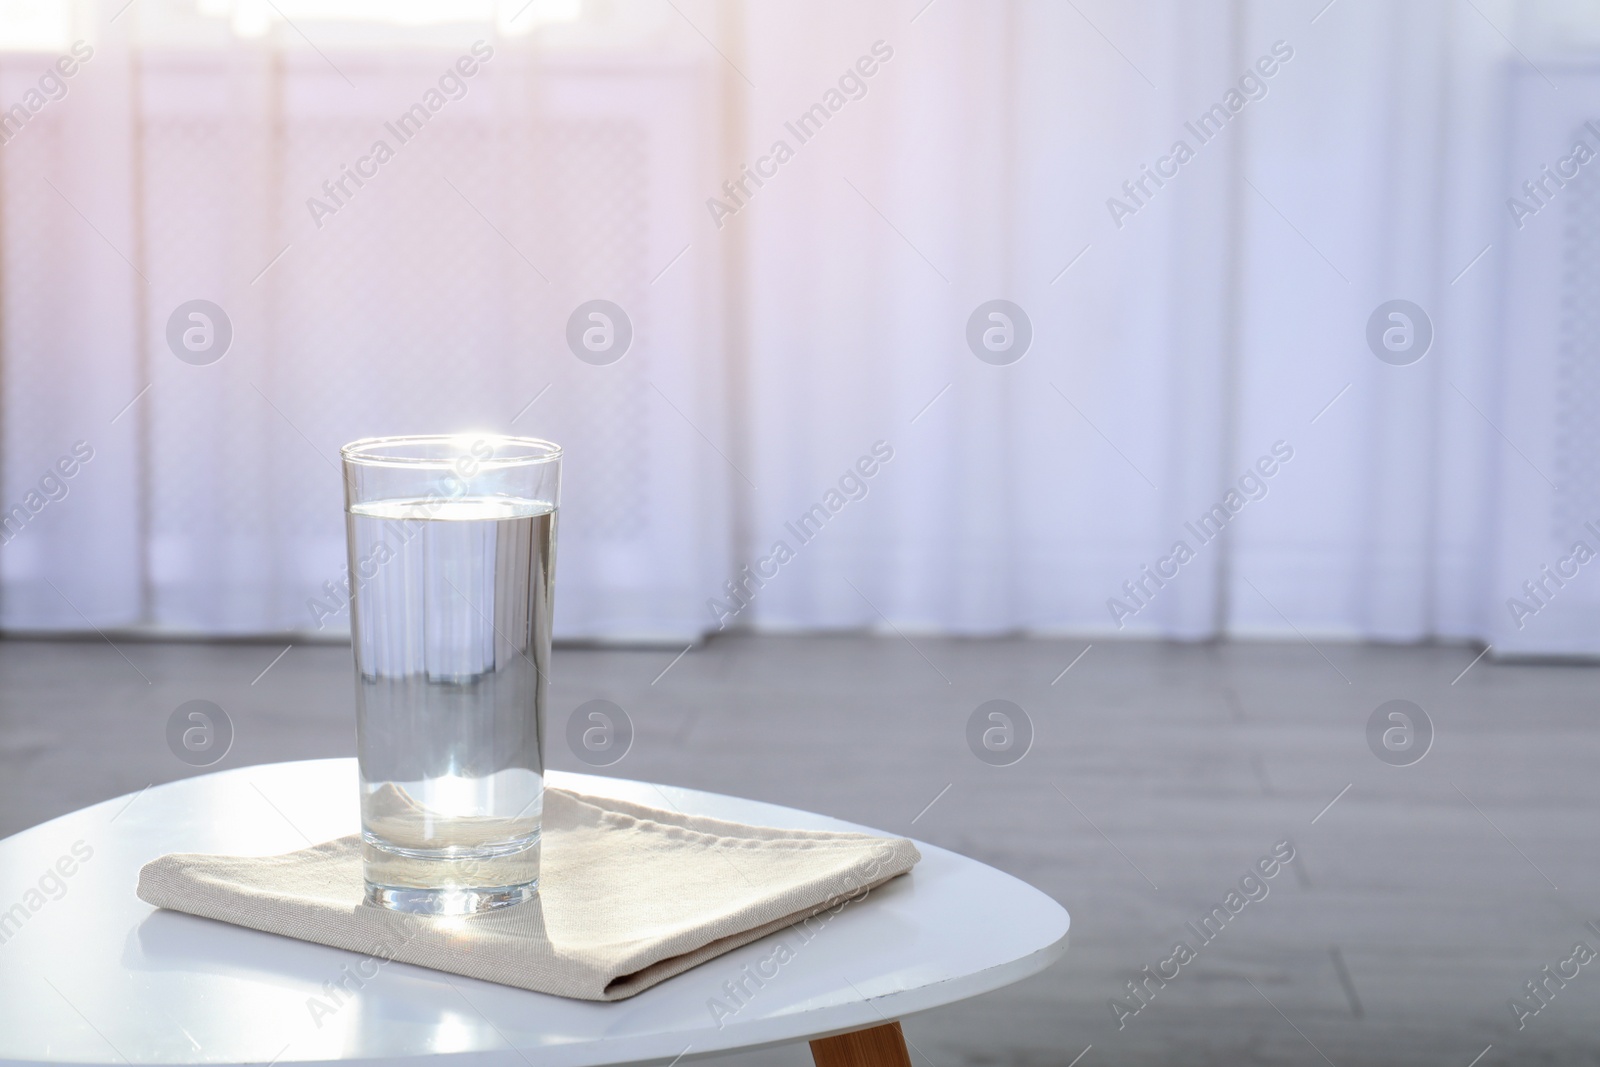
[809,1021,914,1067]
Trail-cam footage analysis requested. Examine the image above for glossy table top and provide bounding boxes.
[0,759,1069,1066]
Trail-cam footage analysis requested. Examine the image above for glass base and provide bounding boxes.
[365,879,538,915]
[360,826,540,915]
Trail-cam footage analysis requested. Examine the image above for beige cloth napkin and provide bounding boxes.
[136,786,920,1001]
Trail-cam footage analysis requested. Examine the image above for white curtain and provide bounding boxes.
[733,0,1531,643]
[0,0,1582,650]
[0,0,730,640]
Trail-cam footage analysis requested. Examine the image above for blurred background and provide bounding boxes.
[4,0,1600,1064]
[6,0,1600,653]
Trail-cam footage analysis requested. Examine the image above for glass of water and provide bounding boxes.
[341,434,560,915]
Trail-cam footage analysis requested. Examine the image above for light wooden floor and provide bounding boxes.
[2,634,1597,1066]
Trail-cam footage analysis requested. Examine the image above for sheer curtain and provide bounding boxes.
[732,0,1521,642]
[0,0,730,640]
[0,0,1576,649]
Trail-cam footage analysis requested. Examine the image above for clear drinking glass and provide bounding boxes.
[341,434,560,915]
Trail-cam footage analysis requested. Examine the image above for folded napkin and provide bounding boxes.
[137,786,920,1001]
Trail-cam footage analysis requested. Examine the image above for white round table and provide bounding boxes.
[0,759,1069,1066]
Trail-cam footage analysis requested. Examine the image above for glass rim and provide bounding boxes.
[340,433,563,469]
